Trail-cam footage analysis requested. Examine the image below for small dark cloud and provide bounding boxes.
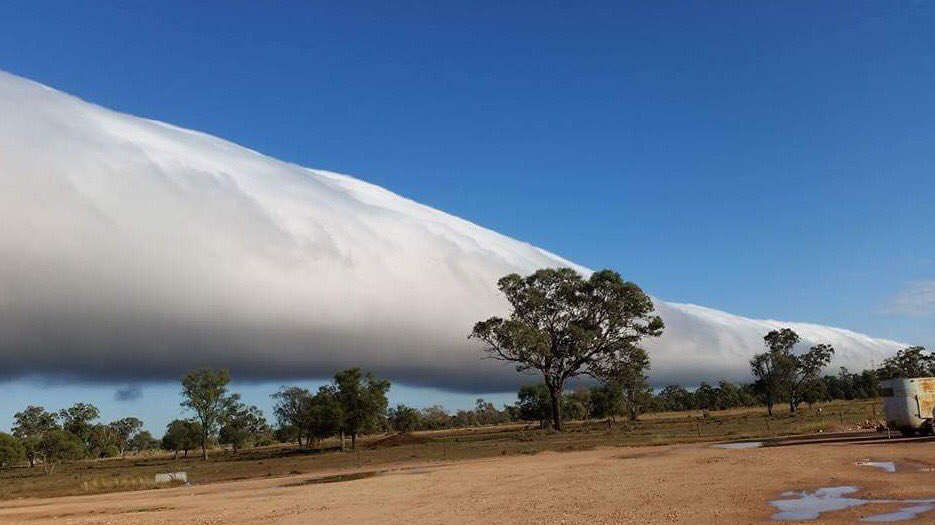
[114,385,143,402]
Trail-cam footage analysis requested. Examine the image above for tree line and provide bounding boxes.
[3,268,933,475]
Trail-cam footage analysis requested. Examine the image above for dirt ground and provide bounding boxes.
[2,437,934,524]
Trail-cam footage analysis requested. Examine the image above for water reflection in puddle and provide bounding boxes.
[857,461,897,473]
[711,441,763,450]
[770,486,935,522]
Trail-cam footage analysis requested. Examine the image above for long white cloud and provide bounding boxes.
[0,71,905,390]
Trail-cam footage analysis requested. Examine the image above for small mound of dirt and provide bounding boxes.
[369,433,431,448]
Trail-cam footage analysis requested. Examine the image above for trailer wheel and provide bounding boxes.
[921,422,934,437]
[900,429,917,437]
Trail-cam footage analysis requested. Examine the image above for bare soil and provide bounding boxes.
[2,437,935,524]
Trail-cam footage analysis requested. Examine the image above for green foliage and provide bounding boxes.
[108,417,144,456]
[271,385,343,447]
[161,419,202,458]
[306,386,344,444]
[87,424,120,458]
[388,404,421,432]
[180,368,239,460]
[334,367,390,449]
[471,268,663,431]
[0,433,26,474]
[515,384,552,426]
[877,346,935,380]
[219,404,270,451]
[37,429,85,475]
[656,385,693,411]
[823,367,880,400]
[128,431,159,453]
[271,386,314,445]
[751,328,800,415]
[419,405,452,430]
[58,403,100,446]
[12,406,59,467]
[12,405,59,438]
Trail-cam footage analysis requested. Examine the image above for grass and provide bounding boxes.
[0,398,883,500]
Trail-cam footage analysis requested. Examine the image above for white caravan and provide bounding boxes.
[881,377,935,436]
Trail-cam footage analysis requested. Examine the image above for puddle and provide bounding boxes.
[771,486,867,521]
[770,486,935,522]
[711,441,763,450]
[864,504,935,523]
[281,471,380,487]
[858,461,897,473]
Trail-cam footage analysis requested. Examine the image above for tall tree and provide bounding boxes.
[271,386,314,446]
[11,406,58,467]
[219,404,269,451]
[58,403,100,447]
[108,417,144,457]
[787,344,835,412]
[750,328,799,416]
[334,368,390,449]
[471,268,663,431]
[180,368,239,460]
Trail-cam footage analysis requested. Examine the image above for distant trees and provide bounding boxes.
[128,431,160,454]
[877,346,935,380]
[471,268,663,431]
[181,368,239,460]
[823,368,880,400]
[387,405,421,433]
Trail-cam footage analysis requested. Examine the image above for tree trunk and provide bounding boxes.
[340,430,346,452]
[201,431,208,461]
[766,397,773,417]
[547,383,563,432]
[351,433,357,450]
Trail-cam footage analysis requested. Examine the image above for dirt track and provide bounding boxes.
[2,439,935,524]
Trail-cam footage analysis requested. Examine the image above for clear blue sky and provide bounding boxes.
[1,1,933,433]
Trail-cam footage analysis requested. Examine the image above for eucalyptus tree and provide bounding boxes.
[471,268,663,431]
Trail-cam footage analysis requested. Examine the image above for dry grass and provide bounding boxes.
[0,398,883,500]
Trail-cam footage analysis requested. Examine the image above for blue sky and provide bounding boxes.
[1,1,933,433]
